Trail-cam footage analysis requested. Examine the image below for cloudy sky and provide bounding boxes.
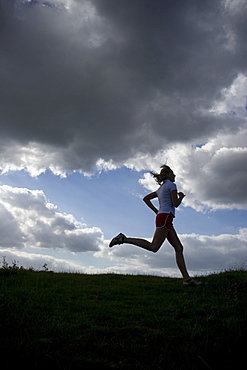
[0,0,246,277]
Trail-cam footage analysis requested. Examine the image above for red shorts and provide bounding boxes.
[156,213,174,230]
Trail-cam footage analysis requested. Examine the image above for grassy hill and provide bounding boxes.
[0,268,246,369]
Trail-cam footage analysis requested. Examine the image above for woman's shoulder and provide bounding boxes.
[157,180,176,192]
[166,180,177,190]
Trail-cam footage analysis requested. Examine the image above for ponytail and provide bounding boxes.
[150,165,172,185]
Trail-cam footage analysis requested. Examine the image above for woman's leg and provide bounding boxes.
[124,227,169,253]
[167,227,190,280]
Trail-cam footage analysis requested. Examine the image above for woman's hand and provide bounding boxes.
[171,190,185,207]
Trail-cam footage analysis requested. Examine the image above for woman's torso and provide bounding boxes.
[156,180,177,216]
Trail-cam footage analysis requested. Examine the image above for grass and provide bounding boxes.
[0,268,246,369]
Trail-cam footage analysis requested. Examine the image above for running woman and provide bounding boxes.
[109,165,201,287]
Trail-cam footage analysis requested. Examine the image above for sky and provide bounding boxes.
[0,0,246,277]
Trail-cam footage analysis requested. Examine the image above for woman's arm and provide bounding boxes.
[171,190,186,208]
[143,192,158,214]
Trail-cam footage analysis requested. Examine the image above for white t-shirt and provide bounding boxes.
[156,180,177,216]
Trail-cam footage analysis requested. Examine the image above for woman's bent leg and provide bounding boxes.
[124,227,169,253]
[167,227,190,280]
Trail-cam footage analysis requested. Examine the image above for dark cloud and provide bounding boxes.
[0,0,246,173]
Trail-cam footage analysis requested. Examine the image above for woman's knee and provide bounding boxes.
[151,243,162,253]
[175,245,183,254]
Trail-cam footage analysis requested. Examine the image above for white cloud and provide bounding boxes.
[209,73,247,116]
[137,127,247,212]
[0,249,87,272]
[0,203,24,248]
[0,185,103,252]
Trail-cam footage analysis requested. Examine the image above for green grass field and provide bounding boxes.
[0,268,246,369]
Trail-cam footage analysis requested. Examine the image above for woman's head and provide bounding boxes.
[151,165,175,185]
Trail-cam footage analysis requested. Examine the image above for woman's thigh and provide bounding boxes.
[152,227,169,251]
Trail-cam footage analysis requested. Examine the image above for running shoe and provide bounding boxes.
[109,233,126,248]
[183,278,202,287]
